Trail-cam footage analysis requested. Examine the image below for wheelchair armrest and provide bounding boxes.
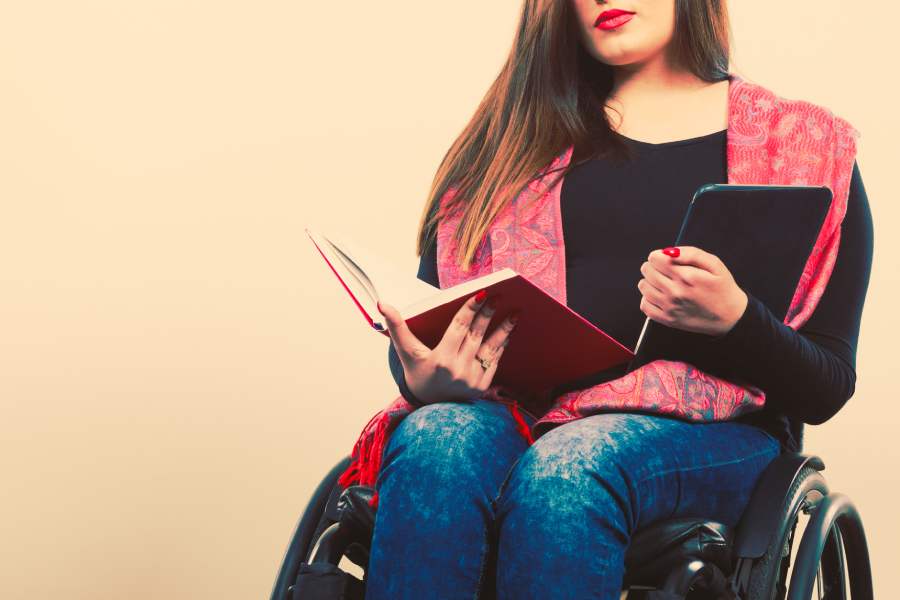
[732,452,825,559]
[308,485,377,565]
[336,485,377,540]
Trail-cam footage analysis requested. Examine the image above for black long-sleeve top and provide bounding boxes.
[388,129,874,453]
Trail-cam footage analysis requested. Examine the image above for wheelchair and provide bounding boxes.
[270,449,874,600]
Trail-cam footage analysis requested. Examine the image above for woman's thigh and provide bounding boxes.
[497,411,780,527]
[366,398,535,600]
[492,412,781,598]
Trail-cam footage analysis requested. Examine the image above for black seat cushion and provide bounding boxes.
[623,518,734,586]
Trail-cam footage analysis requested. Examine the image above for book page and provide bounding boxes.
[324,237,379,300]
[322,231,438,308]
[307,228,378,317]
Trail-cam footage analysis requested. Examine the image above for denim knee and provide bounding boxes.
[493,414,640,543]
[376,398,533,508]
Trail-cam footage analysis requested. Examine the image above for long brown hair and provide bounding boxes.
[415,0,732,272]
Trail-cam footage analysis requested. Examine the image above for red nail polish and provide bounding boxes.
[663,246,680,258]
[474,289,487,303]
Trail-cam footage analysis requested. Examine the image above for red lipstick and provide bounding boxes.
[595,9,635,31]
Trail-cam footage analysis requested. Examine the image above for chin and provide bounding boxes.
[588,48,645,68]
[595,54,640,67]
[587,37,667,69]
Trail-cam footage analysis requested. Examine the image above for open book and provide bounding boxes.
[306,227,634,394]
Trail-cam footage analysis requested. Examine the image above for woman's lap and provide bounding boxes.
[365,398,781,600]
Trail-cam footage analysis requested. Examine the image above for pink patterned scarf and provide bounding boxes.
[337,73,860,508]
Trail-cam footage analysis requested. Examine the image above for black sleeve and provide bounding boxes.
[387,236,440,406]
[706,160,874,425]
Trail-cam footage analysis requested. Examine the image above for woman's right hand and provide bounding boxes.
[377,291,519,405]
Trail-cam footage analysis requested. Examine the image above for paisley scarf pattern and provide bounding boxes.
[337,73,860,508]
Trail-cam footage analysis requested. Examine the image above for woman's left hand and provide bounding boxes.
[637,246,749,337]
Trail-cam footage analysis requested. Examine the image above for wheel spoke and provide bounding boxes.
[816,559,823,599]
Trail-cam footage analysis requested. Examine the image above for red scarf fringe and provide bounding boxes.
[506,400,535,445]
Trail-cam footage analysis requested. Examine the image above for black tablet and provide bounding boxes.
[629,182,833,370]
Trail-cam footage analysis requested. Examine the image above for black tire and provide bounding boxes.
[745,465,829,600]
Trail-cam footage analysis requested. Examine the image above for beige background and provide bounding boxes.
[1,1,896,598]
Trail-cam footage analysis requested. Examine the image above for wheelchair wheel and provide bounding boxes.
[270,457,350,600]
[745,464,828,600]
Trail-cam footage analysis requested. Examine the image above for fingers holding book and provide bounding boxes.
[439,290,520,397]
[473,312,518,391]
[435,288,492,357]
[377,299,431,364]
[378,291,519,404]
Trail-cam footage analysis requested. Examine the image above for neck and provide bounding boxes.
[610,54,711,101]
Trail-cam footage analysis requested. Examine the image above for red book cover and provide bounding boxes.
[306,227,634,394]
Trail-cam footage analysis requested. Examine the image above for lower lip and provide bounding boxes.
[596,13,634,30]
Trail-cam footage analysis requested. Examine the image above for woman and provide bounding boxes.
[343,0,873,598]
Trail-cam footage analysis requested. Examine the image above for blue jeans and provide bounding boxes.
[364,397,780,599]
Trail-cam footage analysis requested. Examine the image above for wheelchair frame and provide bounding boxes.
[271,452,873,600]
